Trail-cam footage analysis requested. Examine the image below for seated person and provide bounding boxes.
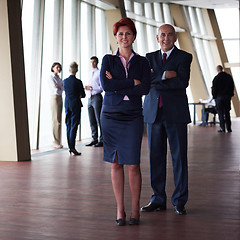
[198,98,217,126]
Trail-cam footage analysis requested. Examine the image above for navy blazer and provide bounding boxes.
[63,75,85,114]
[100,53,151,108]
[143,46,192,124]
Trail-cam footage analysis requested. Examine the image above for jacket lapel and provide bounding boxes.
[154,50,163,67]
[164,46,178,66]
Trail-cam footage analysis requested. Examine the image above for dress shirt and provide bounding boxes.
[49,73,63,96]
[200,97,216,106]
[161,47,175,80]
[113,49,135,100]
[88,68,103,97]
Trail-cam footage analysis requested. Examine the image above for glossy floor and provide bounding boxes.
[0,119,239,240]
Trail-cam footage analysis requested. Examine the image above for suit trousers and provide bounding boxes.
[65,109,81,150]
[51,95,63,145]
[215,96,232,131]
[88,93,103,142]
[147,109,188,207]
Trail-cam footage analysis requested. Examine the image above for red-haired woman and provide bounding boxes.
[100,17,151,225]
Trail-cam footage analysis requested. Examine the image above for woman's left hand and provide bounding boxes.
[106,71,112,79]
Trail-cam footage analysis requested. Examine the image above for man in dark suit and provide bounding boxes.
[141,24,192,215]
[212,65,234,133]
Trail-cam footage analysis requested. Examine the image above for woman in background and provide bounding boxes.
[49,62,63,149]
[100,18,151,225]
[63,62,85,155]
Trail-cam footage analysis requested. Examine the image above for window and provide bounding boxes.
[22,0,109,149]
[215,8,240,96]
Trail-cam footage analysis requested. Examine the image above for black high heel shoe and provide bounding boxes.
[129,215,140,225]
[69,149,81,156]
[115,212,126,226]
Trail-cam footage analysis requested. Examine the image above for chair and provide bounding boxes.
[208,108,218,126]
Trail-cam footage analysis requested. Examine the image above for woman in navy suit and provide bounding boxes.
[63,62,85,155]
[100,18,151,225]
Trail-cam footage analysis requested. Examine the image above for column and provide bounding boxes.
[0,0,31,161]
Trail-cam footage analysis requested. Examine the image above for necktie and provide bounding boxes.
[159,53,167,108]
[162,53,167,64]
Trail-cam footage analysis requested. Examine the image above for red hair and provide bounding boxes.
[113,17,137,36]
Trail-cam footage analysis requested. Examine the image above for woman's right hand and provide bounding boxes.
[134,79,141,86]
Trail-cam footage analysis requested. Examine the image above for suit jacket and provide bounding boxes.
[63,75,85,114]
[100,53,151,108]
[143,46,192,124]
[212,71,234,99]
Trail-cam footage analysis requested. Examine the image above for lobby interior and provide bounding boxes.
[0,0,239,239]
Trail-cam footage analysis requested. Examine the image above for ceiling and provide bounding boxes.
[129,0,239,9]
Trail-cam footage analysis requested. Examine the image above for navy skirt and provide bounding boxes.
[100,102,144,165]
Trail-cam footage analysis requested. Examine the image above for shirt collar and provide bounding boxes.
[92,67,98,72]
[161,46,175,58]
[113,48,137,57]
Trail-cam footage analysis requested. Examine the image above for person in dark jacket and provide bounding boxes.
[100,17,151,226]
[63,62,85,155]
[141,24,192,215]
[212,65,234,133]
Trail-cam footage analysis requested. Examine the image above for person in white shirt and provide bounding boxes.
[85,56,103,147]
[49,62,63,149]
[199,97,217,126]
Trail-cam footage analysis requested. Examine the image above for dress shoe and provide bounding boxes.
[94,142,103,147]
[115,212,126,226]
[85,140,98,146]
[69,149,81,156]
[129,216,140,225]
[227,129,232,133]
[140,202,166,212]
[217,129,225,133]
[174,205,186,215]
